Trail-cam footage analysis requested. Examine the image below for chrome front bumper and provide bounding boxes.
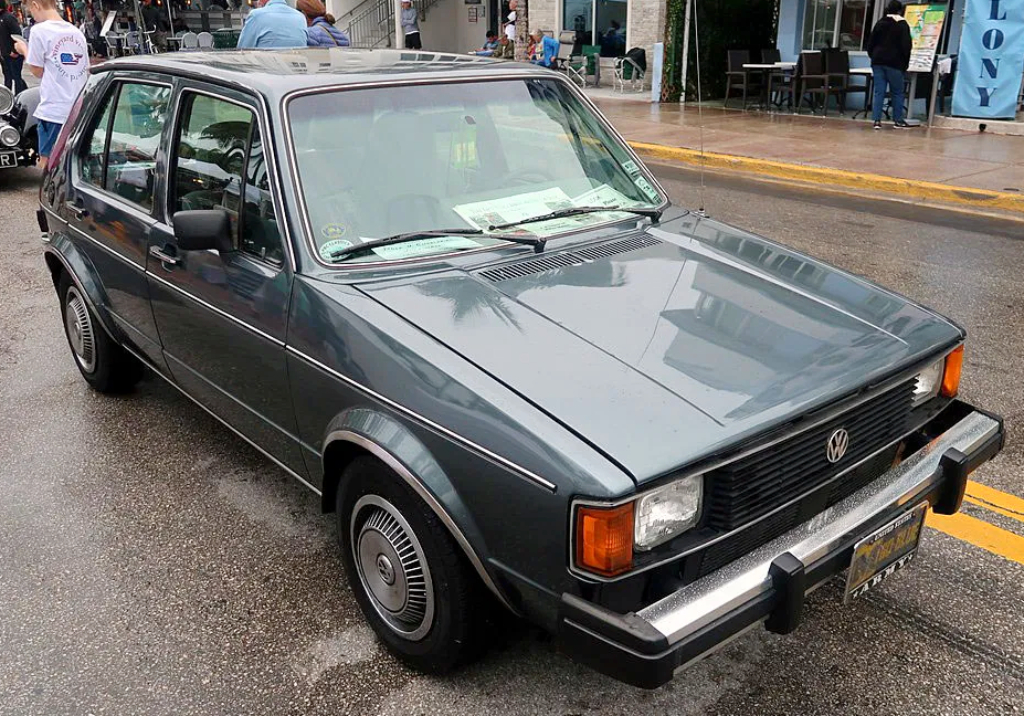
[558,404,1004,689]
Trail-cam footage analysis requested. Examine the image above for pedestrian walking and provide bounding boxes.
[236,0,306,49]
[866,0,912,130]
[12,0,89,168]
[0,2,27,93]
[296,0,350,47]
[400,0,420,50]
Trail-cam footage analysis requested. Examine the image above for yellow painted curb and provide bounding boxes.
[629,141,1024,215]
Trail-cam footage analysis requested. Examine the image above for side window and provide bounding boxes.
[172,93,254,247]
[106,83,171,210]
[239,125,283,265]
[80,89,115,187]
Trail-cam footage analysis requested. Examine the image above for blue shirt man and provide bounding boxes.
[237,0,306,49]
[530,32,559,68]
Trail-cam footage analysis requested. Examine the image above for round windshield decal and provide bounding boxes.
[322,223,348,240]
[319,238,353,260]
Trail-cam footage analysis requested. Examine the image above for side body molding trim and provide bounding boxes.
[324,428,519,615]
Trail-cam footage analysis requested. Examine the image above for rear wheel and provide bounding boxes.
[59,274,142,393]
[338,455,489,673]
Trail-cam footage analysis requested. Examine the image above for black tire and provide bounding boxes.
[337,455,489,673]
[58,273,142,393]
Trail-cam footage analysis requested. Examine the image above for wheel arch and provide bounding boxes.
[43,240,119,342]
[320,408,518,614]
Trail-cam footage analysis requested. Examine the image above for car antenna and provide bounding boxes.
[692,0,708,217]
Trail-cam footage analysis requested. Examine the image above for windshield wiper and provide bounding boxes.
[329,228,546,261]
[487,205,663,231]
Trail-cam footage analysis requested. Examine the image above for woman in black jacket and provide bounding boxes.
[866,0,912,129]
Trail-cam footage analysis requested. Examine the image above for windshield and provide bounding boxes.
[287,78,665,264]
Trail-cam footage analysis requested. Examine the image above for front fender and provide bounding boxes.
[42,233,120,343]
[321,407,516,613]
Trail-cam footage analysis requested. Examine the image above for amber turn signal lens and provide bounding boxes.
[941,346,964,398]
[576,503,634,577]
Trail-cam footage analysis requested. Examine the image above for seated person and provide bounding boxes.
[529,29,558,68]
[491,34,514,59]
[469,30,499,55]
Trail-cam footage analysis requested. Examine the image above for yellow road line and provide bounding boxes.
[628,141,1024,216]
[926,510,1024,566]
[964,480,1024,524]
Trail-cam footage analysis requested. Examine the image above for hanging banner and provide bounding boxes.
[952,0,1024,119]
[904,4,947,73]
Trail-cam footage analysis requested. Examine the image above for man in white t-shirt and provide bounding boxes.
[503,0,516,41]
[13,0,89,167]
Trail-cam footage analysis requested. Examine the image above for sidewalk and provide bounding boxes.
[591,98,1024,214]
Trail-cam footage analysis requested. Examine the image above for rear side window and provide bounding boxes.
[78,81,171,211]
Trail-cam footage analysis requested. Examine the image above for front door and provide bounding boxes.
[147,84,305,478]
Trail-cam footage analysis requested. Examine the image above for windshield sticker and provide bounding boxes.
[573,184,641,208]
[454,188,574,231]
[622,160,641,176]
[321,223,348,240]
[319,238,353,259]
[633,176,660,202]
[370,236,482,261]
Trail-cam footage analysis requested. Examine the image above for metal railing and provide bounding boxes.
[345,0,442,49]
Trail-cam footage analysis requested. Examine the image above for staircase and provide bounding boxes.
[343,0,445,49]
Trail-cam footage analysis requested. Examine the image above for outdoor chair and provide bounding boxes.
[103,33,121,58]
[724,50,760,108]
[768,52,803,111]
[555,31,585,87]
[180,32,199,51]
[797,51,831,114]
[614,49,646,93]
[823,49,861,113]
[123,31,141,55]
[197,32,215,50]
[760,48,781,64]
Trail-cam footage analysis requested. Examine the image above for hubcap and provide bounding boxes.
[64,287,96,373]
[351,495,434,641]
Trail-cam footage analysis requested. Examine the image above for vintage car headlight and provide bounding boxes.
[0,123,19,148]
[913,346,964,406]
[912,357,944,406]
[634,475,703,551]
[0,86,13,116]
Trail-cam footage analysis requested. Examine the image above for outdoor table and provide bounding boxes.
[742,63,778,110]
[165,35,184,51]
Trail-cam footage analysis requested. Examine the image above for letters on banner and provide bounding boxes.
[952,0,1024,119]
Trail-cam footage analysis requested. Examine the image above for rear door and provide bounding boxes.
[146,83,305,478]
[65,75,173,369]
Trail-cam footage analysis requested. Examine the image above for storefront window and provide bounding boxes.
[563,0,626,55]
[802,0,877,51]
[595,0,627,57]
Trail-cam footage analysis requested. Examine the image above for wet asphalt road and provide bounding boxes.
[2,163,1024,716]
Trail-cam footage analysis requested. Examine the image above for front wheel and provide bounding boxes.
[59,274,142,393]
[337,456,489,673]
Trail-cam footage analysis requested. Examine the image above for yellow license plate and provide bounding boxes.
[844,501,928,603]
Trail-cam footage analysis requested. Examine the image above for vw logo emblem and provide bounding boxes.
[826,428,850,464]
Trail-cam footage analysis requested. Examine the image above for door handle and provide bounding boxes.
[66,203,88,220]
[149,244,181,266]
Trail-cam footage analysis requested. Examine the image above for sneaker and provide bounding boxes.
[894,120,909,128]
[873,121,882,130]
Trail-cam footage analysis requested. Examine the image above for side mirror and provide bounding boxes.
[173,209,233,253]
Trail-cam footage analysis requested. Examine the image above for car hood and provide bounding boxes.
[357,216,962,484]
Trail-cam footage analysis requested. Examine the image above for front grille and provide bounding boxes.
[696,442,901,578]
[705,379,916,533]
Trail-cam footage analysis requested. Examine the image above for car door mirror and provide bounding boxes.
[173,209,233,253]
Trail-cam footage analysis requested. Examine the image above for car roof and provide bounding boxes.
[93,48,555,98]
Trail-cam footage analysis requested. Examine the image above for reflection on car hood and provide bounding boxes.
[359,216,962,483]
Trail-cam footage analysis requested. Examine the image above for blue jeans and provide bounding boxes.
[872,65,905,123]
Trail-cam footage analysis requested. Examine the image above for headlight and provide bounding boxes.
[634,475,703,551]
[912,357,944,406]
[0,123,19,148]
[0,86,13,115]
[912,346,965,406]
